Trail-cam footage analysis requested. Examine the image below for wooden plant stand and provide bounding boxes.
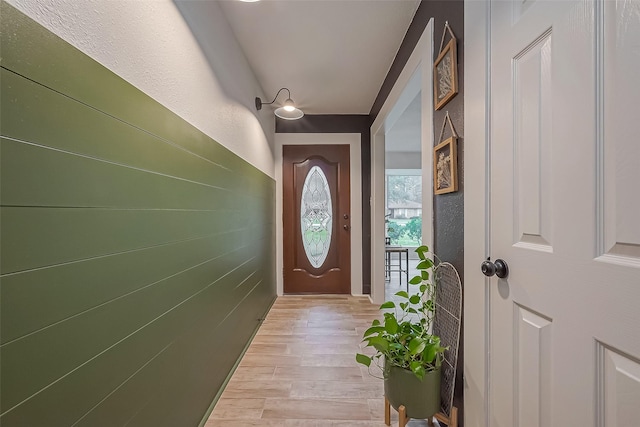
[383,262,462,427]
[384,397,458,427]
[384,397,408,427]
[432,408,458,427]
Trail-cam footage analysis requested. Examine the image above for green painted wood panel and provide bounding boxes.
[0,204,266,273]
[123,287,275,427]
[1,69,240,192]
[2,248,260,410]
[0,4,276,426]
[1,274,271,426]
[1,231,254,343]
[1,137,245,212]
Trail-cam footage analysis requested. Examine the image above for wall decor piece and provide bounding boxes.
[434,22,458,110]
[434,136,458,194]
[434,111,459,195]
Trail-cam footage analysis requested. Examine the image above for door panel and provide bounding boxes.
[512,30,553,251]
[513,304,552,427]
[601,0,640,264]
[598,344,640,426]
[489,1,640,426]
[283,145,350,294]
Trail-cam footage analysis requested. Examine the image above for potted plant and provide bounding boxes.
[356,245,446,420]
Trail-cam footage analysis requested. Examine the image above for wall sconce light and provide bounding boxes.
[255,87,304,120]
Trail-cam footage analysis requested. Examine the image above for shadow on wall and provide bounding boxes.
[173,0,275,158]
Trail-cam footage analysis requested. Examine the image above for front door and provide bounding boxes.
[283,145,351,294]
[488,1,640,426]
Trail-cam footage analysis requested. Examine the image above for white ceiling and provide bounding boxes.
[218,0,420,115]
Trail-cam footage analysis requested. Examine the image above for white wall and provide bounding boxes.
[385,151,422,169]
[275,133,363,296]
[7,0,275,177]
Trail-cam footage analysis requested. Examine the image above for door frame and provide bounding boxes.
[370,18,434,305]
[275,133,363,296]
[464,1,491,426]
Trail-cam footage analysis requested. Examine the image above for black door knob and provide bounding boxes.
[481,258,509,279]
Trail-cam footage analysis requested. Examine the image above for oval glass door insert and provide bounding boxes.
[301,166,333,268]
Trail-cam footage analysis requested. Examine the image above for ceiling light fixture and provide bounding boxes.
[255,88,304,120]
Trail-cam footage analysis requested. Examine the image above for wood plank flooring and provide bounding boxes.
[205,294,435,426]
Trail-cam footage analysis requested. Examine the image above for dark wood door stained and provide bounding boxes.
[283,145,350,294]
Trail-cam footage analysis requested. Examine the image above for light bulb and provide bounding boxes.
[283,98,296,112]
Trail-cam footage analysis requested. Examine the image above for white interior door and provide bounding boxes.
[488,1,640,426]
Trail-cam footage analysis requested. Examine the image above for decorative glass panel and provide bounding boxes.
[301,166,332,268]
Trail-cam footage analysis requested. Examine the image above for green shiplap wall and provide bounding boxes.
[0,4,276,426]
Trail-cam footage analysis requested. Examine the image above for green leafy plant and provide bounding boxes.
[356,245,447,380]
[404,216,422,244]
[386,220,404,242]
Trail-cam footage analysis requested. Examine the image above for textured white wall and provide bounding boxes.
[7,0,275,177]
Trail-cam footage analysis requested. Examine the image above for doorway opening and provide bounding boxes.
[384,91,423,301]
[370,19,434,304]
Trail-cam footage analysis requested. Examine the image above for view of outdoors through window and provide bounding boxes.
[386,174,422,247]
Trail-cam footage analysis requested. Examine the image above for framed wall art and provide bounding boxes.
[433,23,458,110]
[433,136,458,195]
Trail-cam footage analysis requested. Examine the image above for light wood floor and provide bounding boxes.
[205,291,436,426]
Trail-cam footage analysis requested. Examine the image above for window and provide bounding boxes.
[301,166,332,267]
[386,174,422,246]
